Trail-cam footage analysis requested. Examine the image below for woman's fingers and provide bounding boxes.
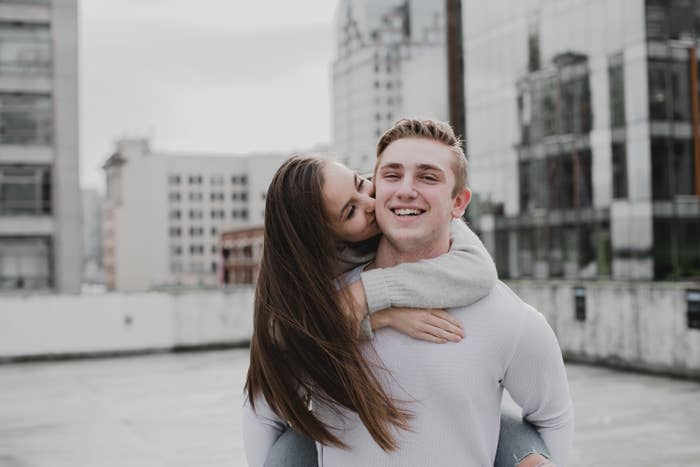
[426,312,465,339]
[424,323,462,342]
[414,331,449,344]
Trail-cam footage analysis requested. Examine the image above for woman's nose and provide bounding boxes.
[362,194,375,212]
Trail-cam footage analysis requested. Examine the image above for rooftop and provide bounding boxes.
[1,349,698,467]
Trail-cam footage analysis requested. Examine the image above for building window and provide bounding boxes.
[611,142,628,199]
[0,165,51,215]
[210,192,224,201]
[0,236,51,290]
[240,192,248,201]
[168,174,181,185]
[169,227,181,237]
[653,217,700,279]
[189,209,203,219]
[241,175,248,185]
[211,262,218,273]
[608,57,625,128]
[651,137,695,200]
[0,23,51,78]
[210,209,224,219]
[171,245,182,255]
[374,81,380,88]
[210,174,224,185]
[189,245,204,255]
[169,209,181,220]
[0,92,52,145]
[189,227,203,237]
[188,175,203,185]
[168,192,181,202]
[211,245,217,254]
[241,208,249,220]
[170,261,183,273]
[211,227,217,236]
[189,192,203,202]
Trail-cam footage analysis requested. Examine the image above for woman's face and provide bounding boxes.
[322,161,381,243]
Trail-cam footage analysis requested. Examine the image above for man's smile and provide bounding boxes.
[390,207,427,217]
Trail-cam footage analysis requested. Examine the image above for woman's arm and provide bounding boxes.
[358,219,497,313]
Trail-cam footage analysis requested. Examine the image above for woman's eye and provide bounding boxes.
[347,205,356,219]
[422,175,438,181]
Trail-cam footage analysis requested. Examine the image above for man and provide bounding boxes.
[314,119,573,466]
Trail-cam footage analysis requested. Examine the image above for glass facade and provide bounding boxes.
[464,0,699,280]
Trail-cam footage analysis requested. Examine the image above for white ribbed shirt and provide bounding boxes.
[243,281,574,467]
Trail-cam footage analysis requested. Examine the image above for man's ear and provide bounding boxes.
[451,187,471,219]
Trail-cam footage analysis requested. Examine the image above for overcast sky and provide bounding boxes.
[80,0,337,190]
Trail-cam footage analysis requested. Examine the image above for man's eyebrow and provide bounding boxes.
[378,162,403,171]
[417,163,444,173]
[338,172,357,221]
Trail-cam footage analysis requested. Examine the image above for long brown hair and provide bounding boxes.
[245,155,411,450]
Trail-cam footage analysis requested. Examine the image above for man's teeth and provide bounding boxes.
[394,208,422,216]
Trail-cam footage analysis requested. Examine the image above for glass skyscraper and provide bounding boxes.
[464,0,700,280]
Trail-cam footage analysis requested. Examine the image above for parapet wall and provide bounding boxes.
[0,288,254,361]
[508,280,700,379]
[1,281,699,379]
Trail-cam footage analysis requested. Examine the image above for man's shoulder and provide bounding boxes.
[453,280,532,314]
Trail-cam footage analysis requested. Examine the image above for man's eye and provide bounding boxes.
[383,173,399,179]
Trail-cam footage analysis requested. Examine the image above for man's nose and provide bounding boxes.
[396,178,417,198]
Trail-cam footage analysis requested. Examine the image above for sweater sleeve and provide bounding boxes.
[242,394,288,467]
[502,306,574,467]
[359,219,498,313]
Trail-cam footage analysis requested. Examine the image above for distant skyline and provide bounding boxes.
[80,0,337,190]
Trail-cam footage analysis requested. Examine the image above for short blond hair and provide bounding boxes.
[376,118,467,197]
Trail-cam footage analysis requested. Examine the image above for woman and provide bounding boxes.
[244,155,552,467]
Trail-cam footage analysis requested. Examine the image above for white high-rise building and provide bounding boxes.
[332,0,447,174]
[102,140,287,291]
[0,0,80,293]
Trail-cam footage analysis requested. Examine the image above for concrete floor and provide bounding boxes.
[0,349,698,467]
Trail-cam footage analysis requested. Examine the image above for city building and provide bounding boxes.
[0,0,80,293]
[82,188,104,285]
[220,226,264,286]
[332,0,448,174]
[463,0,700,280]
[102,139,287,291]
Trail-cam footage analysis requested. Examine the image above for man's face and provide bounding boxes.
[374,137,471,252]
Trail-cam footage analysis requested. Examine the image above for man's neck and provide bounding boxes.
[374,234,450,268]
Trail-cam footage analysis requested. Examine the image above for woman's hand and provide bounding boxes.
[371,308,465,343]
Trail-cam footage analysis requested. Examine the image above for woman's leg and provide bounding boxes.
[263,428,318,467]
[495,410,552,467]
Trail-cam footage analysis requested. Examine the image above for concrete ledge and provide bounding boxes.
[2,281,700,379]
[0,289,254,360]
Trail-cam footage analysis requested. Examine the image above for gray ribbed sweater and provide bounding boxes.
[244,280,574,467]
